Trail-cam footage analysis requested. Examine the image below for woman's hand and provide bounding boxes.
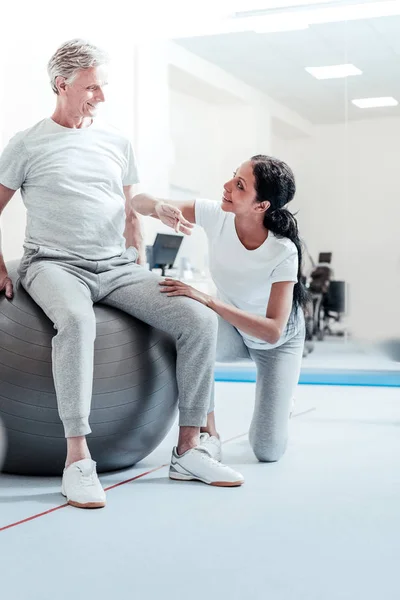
[159,278,212,306]
[155,202,194,235]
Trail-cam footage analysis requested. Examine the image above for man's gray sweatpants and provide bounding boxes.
[210,316,305,463]
[19,245,218,438]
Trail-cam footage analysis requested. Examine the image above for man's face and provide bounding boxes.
[60,65,108,118]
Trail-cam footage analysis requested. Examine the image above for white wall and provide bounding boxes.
[168,89,219,272]
[273,118,400,341]
[1,38,56,260]
[169,90,220,198]
[168,40,311,138]
[169,90,271,198]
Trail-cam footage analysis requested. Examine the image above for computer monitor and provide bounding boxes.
[318,252,332,264]
[146,233,183,276]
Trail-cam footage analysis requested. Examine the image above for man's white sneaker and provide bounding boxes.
[169,446,244,487]
[61,459,106,509]
[199,432,222,462]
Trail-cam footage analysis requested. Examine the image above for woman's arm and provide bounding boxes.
[159,279,296,345]
[209,282,295,344]
[124,189,196,233]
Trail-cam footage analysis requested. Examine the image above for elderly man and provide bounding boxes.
[0,39,244,508]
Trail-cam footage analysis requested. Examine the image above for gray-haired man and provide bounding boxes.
[0,39,244,508]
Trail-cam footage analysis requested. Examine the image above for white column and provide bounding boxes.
[134,42,172,243]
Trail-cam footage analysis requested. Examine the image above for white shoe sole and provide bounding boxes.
[169,471,244,487]
[61,489,106,509]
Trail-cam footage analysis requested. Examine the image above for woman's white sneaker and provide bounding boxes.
[199,432,223,462]
[61,459,106,509]
[169,446,244,487]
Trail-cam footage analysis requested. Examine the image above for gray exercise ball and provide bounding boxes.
[0,260,178,476]
[0,417,6,471]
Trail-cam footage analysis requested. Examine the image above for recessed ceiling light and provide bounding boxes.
[305,64,362,80]
[352,97,398,108]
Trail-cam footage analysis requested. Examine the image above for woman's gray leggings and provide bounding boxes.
[210,317,305,463]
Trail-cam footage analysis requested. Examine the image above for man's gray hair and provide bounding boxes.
[47,38,109,94]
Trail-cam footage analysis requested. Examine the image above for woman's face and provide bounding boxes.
[222,161,269,217]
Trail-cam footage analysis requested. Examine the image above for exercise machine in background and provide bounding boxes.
[146,233,183,277]
[307,252,347,341]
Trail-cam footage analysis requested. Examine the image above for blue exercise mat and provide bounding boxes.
[214,366,400,387]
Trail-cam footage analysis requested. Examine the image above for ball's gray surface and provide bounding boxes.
[0,418,6,471]
[0,261,178,476]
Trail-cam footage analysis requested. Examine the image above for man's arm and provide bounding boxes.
[0,184,17,298]
[123,185,146,265]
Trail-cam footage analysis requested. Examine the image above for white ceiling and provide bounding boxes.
[175,15,400,124]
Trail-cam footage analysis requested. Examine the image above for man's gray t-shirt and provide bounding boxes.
[0,118,139,260]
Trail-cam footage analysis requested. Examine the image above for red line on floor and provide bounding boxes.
[292,407,316,418]
[0,502,69,532]
[222,432,247,444]
[104,464,167,492]
[0,433,248,533]
[0,464,167,533]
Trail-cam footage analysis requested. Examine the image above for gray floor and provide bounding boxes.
[1,379,400,600]
[304,337,400,371]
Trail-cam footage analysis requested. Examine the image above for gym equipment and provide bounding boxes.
[0,260,179,476]
[146,233,183,277]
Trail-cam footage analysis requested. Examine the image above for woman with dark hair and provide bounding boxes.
[132,155,307,466]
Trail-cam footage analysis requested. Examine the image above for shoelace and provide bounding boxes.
[200,434,221,447]
[77,467,97,487]
[196,447,225,469]
[208,438,221,448]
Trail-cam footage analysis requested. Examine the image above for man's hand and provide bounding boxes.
[136,251,147,267]
[155,203,194,235]
[0,270,13,299]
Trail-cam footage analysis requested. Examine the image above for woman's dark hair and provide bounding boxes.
[251,154,309,315]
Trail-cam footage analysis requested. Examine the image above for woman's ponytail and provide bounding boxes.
[251,156,309,315]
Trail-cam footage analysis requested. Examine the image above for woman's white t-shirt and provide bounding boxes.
[195,199,303,350]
